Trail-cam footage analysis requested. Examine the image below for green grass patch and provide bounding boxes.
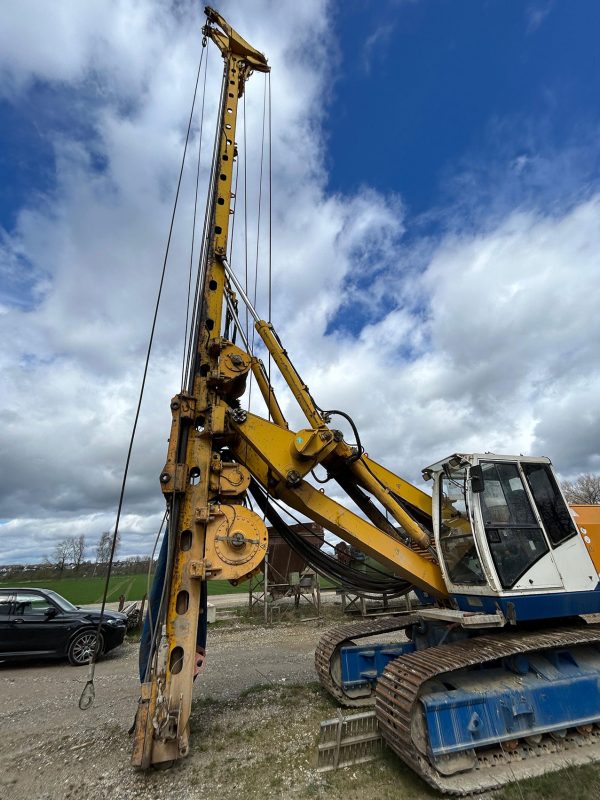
[0,574,148,605]
[496,763,600,800]
[0,574,249,605]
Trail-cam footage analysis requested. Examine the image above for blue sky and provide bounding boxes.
[327,0,600,214]
[5,2,599,244]
[2,2,600,267]
[321,0,600,336]
[1,0,599,564]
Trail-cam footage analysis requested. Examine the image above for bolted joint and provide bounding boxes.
[332,429,344,442]
[160,463,188,493]
[194,505,210,522]
[286,469,302,487]
[230,531,246,549]
[230,408,247,424]
[168,393,194,419]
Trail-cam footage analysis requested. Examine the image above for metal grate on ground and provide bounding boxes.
[317,710,383,772]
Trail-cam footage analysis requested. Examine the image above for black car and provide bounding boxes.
[0,587,127,666]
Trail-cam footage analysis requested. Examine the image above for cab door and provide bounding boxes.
[437,466,488,590]
[476,461,563,591]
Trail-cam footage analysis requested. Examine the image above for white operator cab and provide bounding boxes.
[423,454,600,623]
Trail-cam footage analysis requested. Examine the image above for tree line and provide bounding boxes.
[561,473,600,505]
[47,530,123,576]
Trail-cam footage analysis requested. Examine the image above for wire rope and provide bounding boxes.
[244,73,268,425]
[181,44,209,390]
[250,75,268,357]
[267,72,272,326]
[78,40,207,712]
[144,509,168,660]
[143,494,177,683]
[243,91,249,340]
[183,52,227,391]
[228,134,240,264]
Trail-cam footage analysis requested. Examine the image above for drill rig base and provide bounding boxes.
[379,624,600,793]
[317,618,600,794]
[315,614,420,707]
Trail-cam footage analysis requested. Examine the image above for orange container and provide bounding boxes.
[570,504,600,574]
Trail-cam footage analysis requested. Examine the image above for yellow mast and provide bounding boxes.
[131,7,269,768]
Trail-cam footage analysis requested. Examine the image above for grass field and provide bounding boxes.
[0,574,249,605]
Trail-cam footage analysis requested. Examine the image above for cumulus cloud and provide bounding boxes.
[296,198,600,480]
[1,0,599,564]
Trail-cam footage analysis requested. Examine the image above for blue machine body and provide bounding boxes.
[341,634,600,756]
[453,588,600,622]
[423,646,600,756]
[340,640,416,689]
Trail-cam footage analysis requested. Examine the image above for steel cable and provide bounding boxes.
[79,39,207,712]
[181,43,209,390]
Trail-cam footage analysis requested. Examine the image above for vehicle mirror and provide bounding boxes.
[45,606,58,619]
[470,465,485,494]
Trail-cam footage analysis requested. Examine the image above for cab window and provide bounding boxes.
[439,467,485,585]
[522,463,577,546]
[479,462,549,589]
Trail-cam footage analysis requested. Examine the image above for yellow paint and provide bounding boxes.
[204,504,268,580]
[229,421,448,598]
[132,9,269,769]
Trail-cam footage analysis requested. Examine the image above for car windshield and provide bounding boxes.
[45,590,78,612]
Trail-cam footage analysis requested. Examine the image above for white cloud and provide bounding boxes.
[298,198,600,483]
[526,2,554,34]
[362,23,395,75]
[0,0,599,565]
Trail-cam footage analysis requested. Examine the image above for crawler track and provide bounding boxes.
[376,623,600,794]
[315,614,418,707]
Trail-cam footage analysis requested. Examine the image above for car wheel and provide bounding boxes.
[67,630,104,666]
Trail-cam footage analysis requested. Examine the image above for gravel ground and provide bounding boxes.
[3,615,600,800]
[0,619,336,800]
